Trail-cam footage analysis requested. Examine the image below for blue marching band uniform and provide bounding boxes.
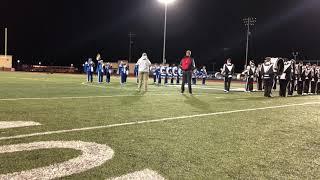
[118,62,129,85]
[85,59,94,83]
[104,63,112,84]
[96,60,104,84]
[134,64,139,84]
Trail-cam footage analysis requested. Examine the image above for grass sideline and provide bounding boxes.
[0,71,320,179]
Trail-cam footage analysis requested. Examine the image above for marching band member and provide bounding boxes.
[261,57,274,97]
[287,60,296,96]
[192,68,197,85]
[221,58,235,93]
[172,64,178,84]
[273,76,278,91]
[164,64,169,85]
[243,60,256,92]
[279,59,292,97]
[200,66,208,86]
[83,61,88,74]
[296,61,304,95]
[104,62,112,84]
[310,64,317,94]
[177,66,183,84]
[150,64,157,84]
[87,58,94,83]
[167,65,174,85]
[134,63,139,84]
[256,63,263,91]
[316,66,320,95]
[96,60,104,84]
[160,64,167,85]
[96,54,103,83]
[123,63,129,84]
[302,63,312,95]
[156,64,161,85]
[118,61,125,85]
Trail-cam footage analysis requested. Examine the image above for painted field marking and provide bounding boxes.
[0,141,113,180]
[82,82,178,92]
[0,101,319,141]
[0,121,41,129]
[108,169,165,180]
[0,93,210,101]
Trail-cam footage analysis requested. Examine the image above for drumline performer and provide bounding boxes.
[221,58,235,93]
[243,60,256,92]
[279,59,292,97]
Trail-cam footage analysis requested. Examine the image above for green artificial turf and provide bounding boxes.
[0,71,320,179]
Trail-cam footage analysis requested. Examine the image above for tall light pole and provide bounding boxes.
[243,17,256,69]
[158,0,176,64]
[128,32,136,63]
[5,28,8,56]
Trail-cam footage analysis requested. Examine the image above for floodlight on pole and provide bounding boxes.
[158,0,176,64]
[243,17,256,69]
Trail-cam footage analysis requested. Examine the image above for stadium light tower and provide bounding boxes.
[243,17,256,69]
[158,0,176,64]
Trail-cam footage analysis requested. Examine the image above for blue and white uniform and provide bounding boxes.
[192,69,198,85]
[134,64,139,83]
[104,63,112,83]
[118,64,128,85]
[200,68,208,85]
[172,66,178,84]
[177,67,183,84]
[83,61,88,73]
[156,65,161,84]
[160,65,168,85]
[150,65,157,84]
[86,59,94,83]
[96,61,104,83]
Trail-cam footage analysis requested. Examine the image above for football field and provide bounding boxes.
[0,71,320,179]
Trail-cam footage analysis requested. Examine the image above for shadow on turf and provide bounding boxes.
[182,94,211,111]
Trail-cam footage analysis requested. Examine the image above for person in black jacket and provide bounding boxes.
[221,58,235,93]
[180,50,196,94]
[256,63,263,91]
[310,64,318,94]
[279,59,292,97]
[296,61,304,95]
[303,63,312,95]
[261,57,275,97]
[287,60,296,96]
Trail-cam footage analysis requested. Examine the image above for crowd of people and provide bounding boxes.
[83,52,320,98]
[83,52,208,90]
[221,57,320,97]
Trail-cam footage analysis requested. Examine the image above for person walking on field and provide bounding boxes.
[137,53,152,92]
[180,50,196,94]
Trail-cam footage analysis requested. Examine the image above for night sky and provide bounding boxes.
[2,0,320,70]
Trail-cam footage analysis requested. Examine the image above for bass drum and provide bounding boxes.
[236,73,245,80]
[270,58,285,75]
[215,72,224,79]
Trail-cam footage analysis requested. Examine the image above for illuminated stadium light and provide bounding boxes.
[158,0,176,4]
[158,0,176,64]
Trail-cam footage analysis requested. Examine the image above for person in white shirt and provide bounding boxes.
[136,53,152,92]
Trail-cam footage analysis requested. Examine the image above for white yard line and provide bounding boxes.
[0,121,41,129]
[0,101,319,141]
[108,169,165,180]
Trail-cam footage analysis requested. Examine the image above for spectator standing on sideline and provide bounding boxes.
[180,50,196,94]
[136,53,152,92]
